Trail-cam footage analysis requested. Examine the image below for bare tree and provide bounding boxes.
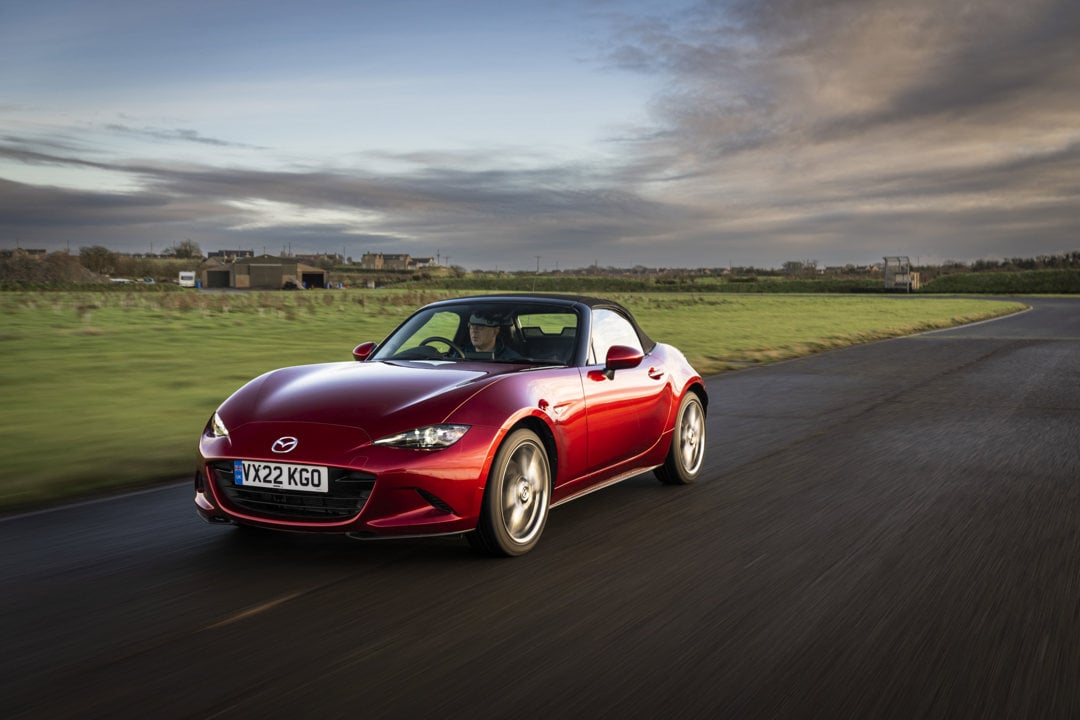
[79,246,118,275]
[168,239,203,259]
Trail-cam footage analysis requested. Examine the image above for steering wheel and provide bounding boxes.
[419,336,465,358]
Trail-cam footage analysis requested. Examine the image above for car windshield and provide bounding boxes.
[370,301,581,365]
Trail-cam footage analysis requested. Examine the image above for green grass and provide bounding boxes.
[0,289,1024,511]
[612,294,1026,368]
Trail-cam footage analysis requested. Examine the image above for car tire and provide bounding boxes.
[470,428,551,556]
[655,392,705,485]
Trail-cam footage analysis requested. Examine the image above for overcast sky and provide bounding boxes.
[2,0,1077,270]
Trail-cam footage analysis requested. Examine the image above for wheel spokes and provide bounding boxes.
[680,402,704,471]
[499,443,547,542]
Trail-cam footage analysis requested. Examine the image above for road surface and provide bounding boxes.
[2,296,1078,719]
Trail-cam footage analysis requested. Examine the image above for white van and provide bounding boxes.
[178,271,196,288]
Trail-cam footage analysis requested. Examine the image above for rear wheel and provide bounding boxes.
[655,392,705,485]
[470,429,551,556]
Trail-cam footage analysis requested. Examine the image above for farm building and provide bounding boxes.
[359,252,412,271]
[199,255,328,289]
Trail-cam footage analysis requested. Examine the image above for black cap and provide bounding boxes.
[469,312,502,327]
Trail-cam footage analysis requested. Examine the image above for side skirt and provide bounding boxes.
[550,465,661,509]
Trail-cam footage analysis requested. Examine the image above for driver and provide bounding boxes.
[465,311,523,360]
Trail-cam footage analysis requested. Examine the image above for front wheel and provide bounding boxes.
[470,429,551,556]
[655,392,705,485]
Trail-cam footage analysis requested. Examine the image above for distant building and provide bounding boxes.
[356,252,446,271]
[199,255,327,289]
[206,249,256,262]
[0,248,47,258]
[294,253,343,266]
[359,252,412,271]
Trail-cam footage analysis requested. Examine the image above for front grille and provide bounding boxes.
[209,461,375,522]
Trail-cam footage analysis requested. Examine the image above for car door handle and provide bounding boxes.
[648,367,664,380]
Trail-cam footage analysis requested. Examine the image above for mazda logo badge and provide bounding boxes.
[271,436,299,454]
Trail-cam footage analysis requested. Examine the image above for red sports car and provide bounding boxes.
[195,294,707,555]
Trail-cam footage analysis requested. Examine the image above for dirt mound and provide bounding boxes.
[0,253,106,284]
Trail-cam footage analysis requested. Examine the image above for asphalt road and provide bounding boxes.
[3,296,1078,720]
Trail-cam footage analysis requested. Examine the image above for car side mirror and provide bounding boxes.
[597,344,643,379]
[352,341,377,361]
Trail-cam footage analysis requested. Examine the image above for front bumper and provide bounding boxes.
[195,423,501,537]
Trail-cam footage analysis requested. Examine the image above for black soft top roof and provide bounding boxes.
[427,293,655,352]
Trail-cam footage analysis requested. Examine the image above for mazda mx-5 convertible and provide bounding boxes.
[195,294,707,556]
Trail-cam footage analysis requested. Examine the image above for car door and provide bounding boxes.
[581,308,672,473]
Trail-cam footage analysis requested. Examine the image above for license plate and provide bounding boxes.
[234,460,329,494]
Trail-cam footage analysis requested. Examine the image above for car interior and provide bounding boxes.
[515,325,577,364]
[450,305,580,365]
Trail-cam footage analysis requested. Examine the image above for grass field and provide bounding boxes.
[0,289,1025,511]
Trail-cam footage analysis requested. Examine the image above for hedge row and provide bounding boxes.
[920,269,1080,295]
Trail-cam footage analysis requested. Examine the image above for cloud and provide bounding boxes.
[0,135,698,267]
[593,0,1080,264]
[104,124,264,149]
[2,0,1078,268]
[604,0,1080,153]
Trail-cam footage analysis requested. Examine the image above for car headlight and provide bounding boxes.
[208,412,230,439]
[373,424,470,449]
